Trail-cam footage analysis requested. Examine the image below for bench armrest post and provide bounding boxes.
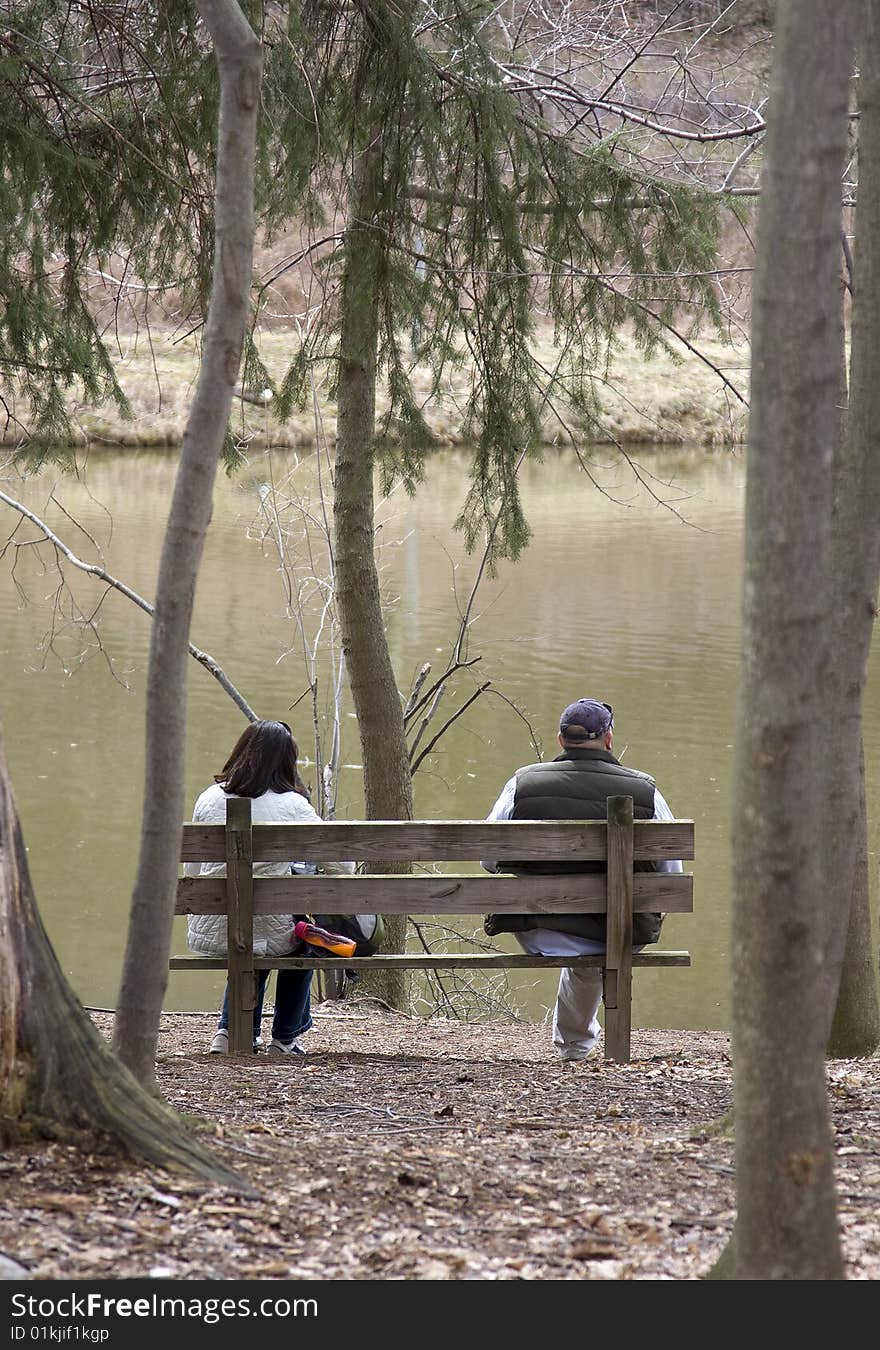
[604,795,634,1062]
[226,796,255,1054]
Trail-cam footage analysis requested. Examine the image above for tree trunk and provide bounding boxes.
[826,0,880,1056]
[114,0,263,1086]
[0,737,248,1190]
[334,146,414,1011]
[828,749,880,1054]
[727,0,852,1280]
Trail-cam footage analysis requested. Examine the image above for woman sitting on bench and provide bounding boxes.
[184,718,354,1056]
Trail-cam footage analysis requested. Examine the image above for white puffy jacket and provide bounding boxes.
[184,783,355,957]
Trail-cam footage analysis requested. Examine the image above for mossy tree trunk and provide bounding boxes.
[0,738,248,1191]
[333,142,414,1012]
[113,0,263,1085]
[725,0,853,1281]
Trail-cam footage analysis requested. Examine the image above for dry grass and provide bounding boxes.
[5,323,750,452]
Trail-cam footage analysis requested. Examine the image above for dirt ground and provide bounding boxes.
[1,1003,879,1282]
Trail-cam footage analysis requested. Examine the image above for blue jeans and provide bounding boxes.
[218,969,313,1043]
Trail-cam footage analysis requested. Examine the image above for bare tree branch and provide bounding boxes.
[0,490,258,721]
[410,681,492,775]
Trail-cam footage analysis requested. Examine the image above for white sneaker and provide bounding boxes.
[267,1038,307,1056]
[209,1029,262,1054]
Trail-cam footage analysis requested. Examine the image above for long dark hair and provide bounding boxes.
[215,720,309,798]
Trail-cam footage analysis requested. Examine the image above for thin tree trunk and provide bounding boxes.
[826,0,880,1056]
[114,0,262,1086]
[829,749,880,1053]
[727,0,852,1281]
[0,737,248,1190]
[334,145,414,1011]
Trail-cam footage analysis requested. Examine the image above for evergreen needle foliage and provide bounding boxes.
[0,0,218,460]
[2,0,723,550]
[265,1,723,565]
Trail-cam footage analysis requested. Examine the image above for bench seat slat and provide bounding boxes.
[169,951,692,971]
[175,871,693,915]
[181,819,694,864]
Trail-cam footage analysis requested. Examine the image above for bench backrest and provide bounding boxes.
[176,796,694,920]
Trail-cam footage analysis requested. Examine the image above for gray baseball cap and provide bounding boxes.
[559,698,614,739]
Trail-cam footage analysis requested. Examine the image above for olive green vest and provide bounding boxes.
[488,747,663,946]
[513,748,656,835]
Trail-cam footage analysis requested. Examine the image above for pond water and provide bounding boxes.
[2,443,878,1031]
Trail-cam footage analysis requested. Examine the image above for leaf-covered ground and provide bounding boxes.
[1,1006,878,1282]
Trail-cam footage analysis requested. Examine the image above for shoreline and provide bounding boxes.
[5,328,750,453]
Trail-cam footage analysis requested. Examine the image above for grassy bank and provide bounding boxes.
[12,324,750,452]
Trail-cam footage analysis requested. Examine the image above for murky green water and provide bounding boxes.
[2,443,878,1030]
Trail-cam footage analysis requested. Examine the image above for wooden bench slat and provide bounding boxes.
[169,951,692,971]
[175,871,693,915]
[180,818,694,864]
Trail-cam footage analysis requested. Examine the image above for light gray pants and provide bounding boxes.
[552,967,603,1060]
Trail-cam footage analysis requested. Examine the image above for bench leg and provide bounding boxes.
[228,962,256,1055]
[602,967,632,1064]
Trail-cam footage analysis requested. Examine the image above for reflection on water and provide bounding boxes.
[1,444,878,1030]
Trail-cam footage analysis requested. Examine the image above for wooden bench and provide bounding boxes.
[171,795,694,1062]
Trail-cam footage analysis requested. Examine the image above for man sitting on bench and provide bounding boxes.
[481,697,683,1062]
